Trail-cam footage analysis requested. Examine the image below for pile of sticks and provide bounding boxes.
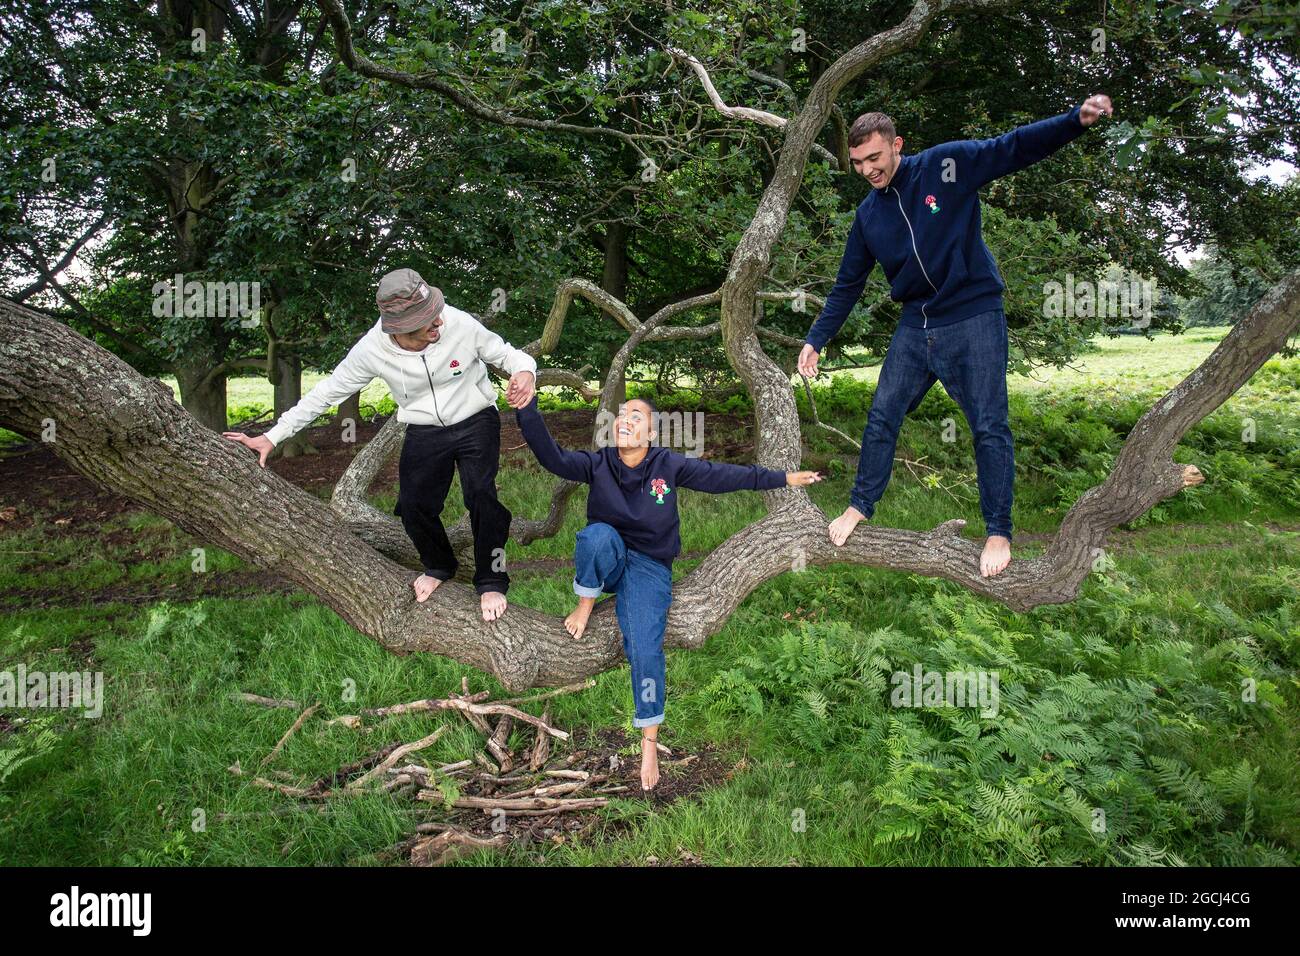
[233,677,637,865]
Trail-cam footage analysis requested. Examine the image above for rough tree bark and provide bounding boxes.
[3,0,1298,692]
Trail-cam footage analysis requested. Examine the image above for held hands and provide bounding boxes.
[223,431,274,468]
[1079,93,1113,127]
[786,470,823,487]
[506,370,536,409]
[797,343,820,378]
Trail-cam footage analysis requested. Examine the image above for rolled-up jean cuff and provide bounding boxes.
[573,579,604,599]
[987,529,1013,541]
[633,713,665,729]
[848,497,874,518]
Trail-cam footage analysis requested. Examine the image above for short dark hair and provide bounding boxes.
[848,112,897,149]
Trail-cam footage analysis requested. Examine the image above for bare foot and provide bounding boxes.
[980,535,1012,578]
[828,506,866,546]
[640,733,660,791]
[564,596,597,639]
[413,574,443,603]
[481,590,507,622]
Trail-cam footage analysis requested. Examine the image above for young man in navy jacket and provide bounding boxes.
[798,94,1113,577]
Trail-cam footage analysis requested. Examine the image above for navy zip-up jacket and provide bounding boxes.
[805,106,1088,348]
[516,396,788,566]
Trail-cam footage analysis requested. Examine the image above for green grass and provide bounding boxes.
[2,326,1298,865]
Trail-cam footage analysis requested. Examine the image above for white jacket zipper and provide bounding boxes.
[891,186,938,328]
[420,354,446,426]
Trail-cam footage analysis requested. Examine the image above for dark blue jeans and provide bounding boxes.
[572,522,672,728]
[850,307,1014,540]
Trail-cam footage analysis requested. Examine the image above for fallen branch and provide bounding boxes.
[260,703,319,768]
[426,792,609,814]
[347,726,448,790]
[409,828,509,867]
[528,703,552,772]
[357,695,571,741]
[487,715,514,773]
[495,679,596,708]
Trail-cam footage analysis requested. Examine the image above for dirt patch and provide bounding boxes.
[2,569,299,613]
[218,675,744,865]
[0,417,397,536]
[0,445,137,535]
[363,724,738,866]
[263,418,397,493]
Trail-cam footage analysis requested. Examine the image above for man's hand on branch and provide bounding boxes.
[223,431,274,468]
[506,370,536,408]
[1079,93,1113,127]
[798,343,820,378]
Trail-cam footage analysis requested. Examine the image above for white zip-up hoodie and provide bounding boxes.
[264,303,537,447]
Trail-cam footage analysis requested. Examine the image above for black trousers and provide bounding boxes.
[394,404,512,595]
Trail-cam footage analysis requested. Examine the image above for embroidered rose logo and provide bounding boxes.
[924,194,940,214]
[649,477,671,504]
[449,358,462,376]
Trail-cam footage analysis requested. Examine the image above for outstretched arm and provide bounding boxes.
[674,454,820,493]
[934,94,1111,190]
[515,395,597,483]
[225,335,376,467]
[803,212,877,359]
[471,315,538,408]
[265,338,376,448]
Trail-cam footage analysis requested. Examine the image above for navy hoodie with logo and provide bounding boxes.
[805,106,1088,348]
[515,396,788,567]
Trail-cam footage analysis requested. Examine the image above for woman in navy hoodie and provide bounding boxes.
[517,394,821,790]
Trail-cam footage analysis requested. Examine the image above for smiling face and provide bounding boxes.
[614,399,656,449]
[391,315,444,351]
[849,131,904,189]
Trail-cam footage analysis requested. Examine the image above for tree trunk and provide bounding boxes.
[272,351,314,457]
[174,353,228,432]
[336,390,362,428]
[602,220,630,402]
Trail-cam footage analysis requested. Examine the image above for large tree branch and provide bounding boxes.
[10,212,110,303]
[668,48,841,170]
[316,0,673,156]
[8,245,155,366]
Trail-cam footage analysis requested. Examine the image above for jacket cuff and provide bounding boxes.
[514,351,538,376]
[263,422,288,447]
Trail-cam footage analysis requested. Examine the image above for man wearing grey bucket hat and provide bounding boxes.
[224,267,537,623]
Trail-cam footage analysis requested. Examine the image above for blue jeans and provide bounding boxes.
[572,522,673,728]
[850,307,1014,540]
